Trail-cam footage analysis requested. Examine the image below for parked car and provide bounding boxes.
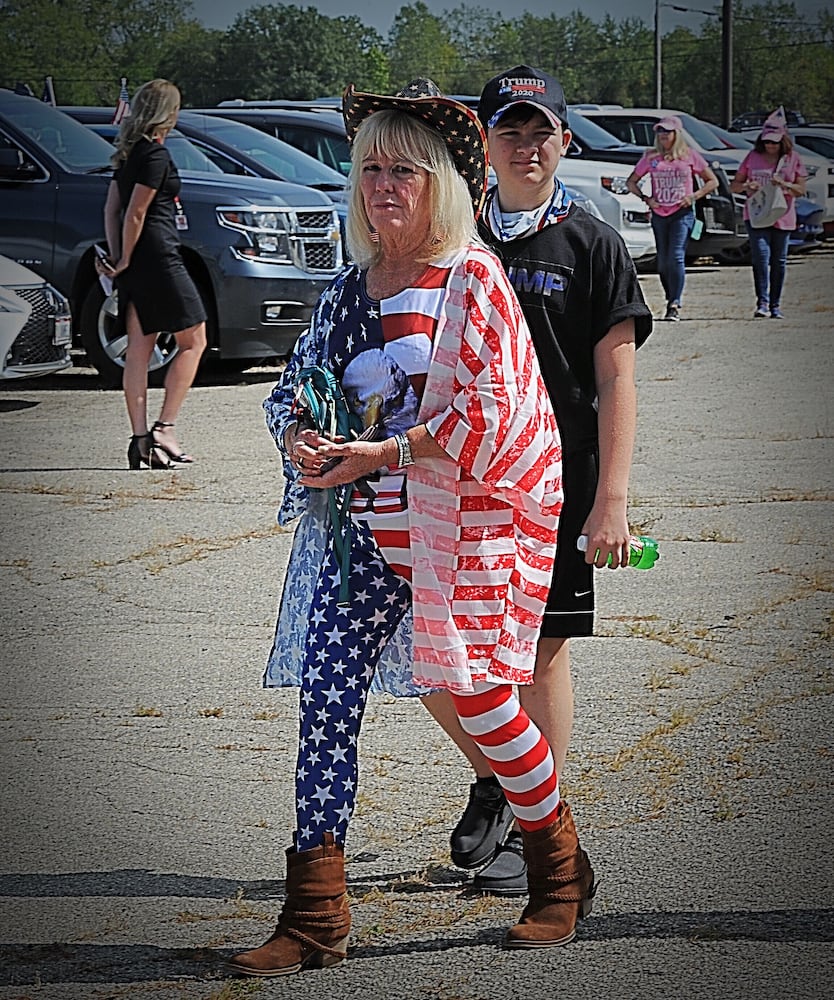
[65,109,350,255]
[0,255,72,379]
[199,101,658,263]
[62,106,348,202]
[785,127,834,161]
[207,103,353,175]
[564,107,741,262]
[577,107,833,255]
[731,109,806,130]
[699,120,753,151]
[0,91,343,384]
[709,196,824,264]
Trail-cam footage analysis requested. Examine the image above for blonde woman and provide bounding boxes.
[626,116,718,321]
[97,79,206,468]
[228,80,586,978]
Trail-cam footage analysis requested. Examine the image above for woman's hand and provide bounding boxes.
[745,180,761,194]
[95,254,128,278]
[299,437,392,488]
[286,425,338,477]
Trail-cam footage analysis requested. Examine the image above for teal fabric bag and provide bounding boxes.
[293,365,360,447]
[292,366,362,604]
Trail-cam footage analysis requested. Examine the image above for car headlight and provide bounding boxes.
[601,175,631,195]
[806,165,818,177]
[217,207,293,262]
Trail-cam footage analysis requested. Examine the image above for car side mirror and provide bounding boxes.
[0,147,40,180]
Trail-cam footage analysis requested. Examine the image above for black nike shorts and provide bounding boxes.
[541,448,598,639]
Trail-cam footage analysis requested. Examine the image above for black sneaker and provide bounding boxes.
[664,304,680,322]
[450,778,514,870]
[473,831,527,896]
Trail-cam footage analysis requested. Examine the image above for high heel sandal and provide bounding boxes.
[127,432,174,470]
[151,420,193,464]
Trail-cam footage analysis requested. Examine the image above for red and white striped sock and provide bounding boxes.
[451,681,560,832]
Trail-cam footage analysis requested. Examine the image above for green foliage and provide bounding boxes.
[0,0,831,121]
[157,23,226,107]
[387,2,458,90]
[661,2,834,121]
[217,4,386,101]
[0,0,194,104]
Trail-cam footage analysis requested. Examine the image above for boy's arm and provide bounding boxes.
[581,318,637,569]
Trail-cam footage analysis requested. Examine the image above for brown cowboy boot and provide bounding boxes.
[505,801,596,948]
[227,833,351,976]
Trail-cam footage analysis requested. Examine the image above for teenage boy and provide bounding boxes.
[422,65,653,903]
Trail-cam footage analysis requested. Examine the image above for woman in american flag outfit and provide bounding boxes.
[229,80,594,979]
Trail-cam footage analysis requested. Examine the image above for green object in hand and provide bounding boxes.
[576,533,660,569]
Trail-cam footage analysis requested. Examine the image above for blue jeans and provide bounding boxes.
[652,207,695,306]
[746,223,791,308]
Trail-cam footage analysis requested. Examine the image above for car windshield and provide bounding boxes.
[192,116,346,188]
[700,121,753,149]
[567,110,629,149]
[4,97,112,171]
[87,123,224,173]
[165,134,224,173]
[796,134,834,158]
[679,113,731,150]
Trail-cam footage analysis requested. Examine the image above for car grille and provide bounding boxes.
[6,286,70,366]
[291,209,341,273]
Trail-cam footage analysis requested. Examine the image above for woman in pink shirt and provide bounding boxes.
[626,116,718,322]
[730,107,807,318]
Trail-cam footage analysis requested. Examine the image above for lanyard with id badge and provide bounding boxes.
[174,196,188,231]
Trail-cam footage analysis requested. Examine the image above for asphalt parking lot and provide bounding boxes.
[0,249,832,999]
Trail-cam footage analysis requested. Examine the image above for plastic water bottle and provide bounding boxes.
[576,533,659,569]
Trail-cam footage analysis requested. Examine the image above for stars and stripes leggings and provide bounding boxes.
[294,517,560,850]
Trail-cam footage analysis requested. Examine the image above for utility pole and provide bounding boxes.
[654,0,662,106]
[721,0,733,126]
[721,0,733,128]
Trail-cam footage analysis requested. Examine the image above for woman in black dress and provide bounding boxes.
[98,79,206,468]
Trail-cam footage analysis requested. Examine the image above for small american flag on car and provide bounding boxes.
[112,78,130,125]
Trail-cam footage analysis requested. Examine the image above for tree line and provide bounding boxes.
[2,0,832,123]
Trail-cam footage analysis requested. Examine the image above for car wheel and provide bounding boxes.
[716,241,751,265]
[79,282,179,388]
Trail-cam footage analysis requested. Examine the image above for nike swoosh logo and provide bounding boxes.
[574,590,592,598]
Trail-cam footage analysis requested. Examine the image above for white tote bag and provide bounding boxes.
[748,157,789,228]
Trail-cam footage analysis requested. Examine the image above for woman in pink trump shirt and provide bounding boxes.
[626,115,718,322]
[729,106,807,319]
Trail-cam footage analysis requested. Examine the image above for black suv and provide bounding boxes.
[0,91,343,383]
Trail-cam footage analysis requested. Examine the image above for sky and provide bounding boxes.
[188,0,827,36]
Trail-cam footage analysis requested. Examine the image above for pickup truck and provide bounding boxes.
[0,90,343,384]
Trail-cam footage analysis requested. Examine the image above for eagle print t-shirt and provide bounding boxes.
[327,261,454,580]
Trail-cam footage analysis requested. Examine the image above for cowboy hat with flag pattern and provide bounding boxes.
[342,78,488,219]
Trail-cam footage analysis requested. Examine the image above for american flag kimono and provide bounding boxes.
[263,244,562,694]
